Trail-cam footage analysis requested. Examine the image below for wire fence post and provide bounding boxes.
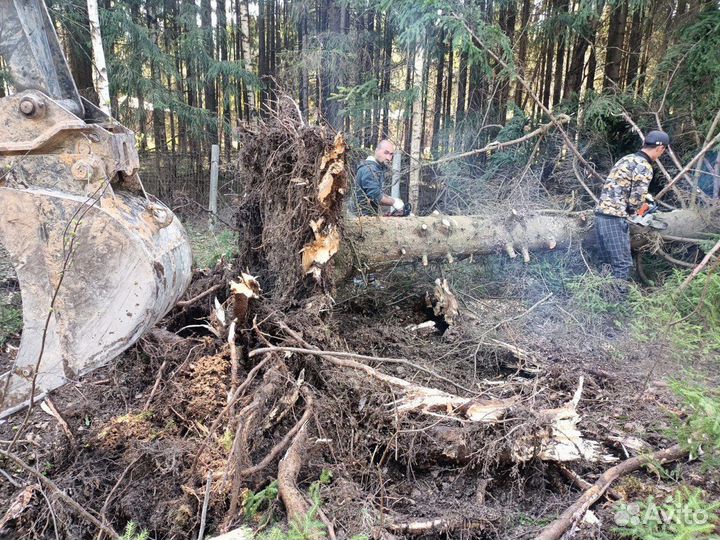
[209,144,219,230]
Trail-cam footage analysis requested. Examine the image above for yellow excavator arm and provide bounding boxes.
[0,0,192,416]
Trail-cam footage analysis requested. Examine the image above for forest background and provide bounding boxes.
[5,0,718,214]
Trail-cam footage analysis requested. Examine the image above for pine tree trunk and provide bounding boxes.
[603,0,628,91]
[217,0,232,158]
[241,0,254,117]
[586,43,597,94]
[408,42,425,210]
[269,0,277,87]
[624,5,643,93]
[541,36,554,108]
[201,0,218,144]
[298,10,309,119]
[147,6,166,152]
[455,50,468,150]
[340,210,717,273]
[514,0,532,107]
[563,35,587,98]
[371,13,382,147]
[431,33,446,154]
[381,14,393,139]
[182,0,199,152]
[258,0,268,113]
[164,0,178,155]
[319,0,341,129]
[496,1,516,123]
[552,0,568,105]
[64,2,96,104]
[443,43,454,151]
[419,46,431,153]
[533,38,547,117]
[636,4,654,96]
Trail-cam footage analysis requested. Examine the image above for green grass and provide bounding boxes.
[612,379,720,540]
[613,486,720,540]
[667,378,720,468]
[0,303,22,346]
[187,226,238,269]
[121,521,149,540]
[567,272,634,316]
[630,271,720,358]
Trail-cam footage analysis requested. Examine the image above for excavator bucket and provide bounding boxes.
[0,187,192,417]
[0,0,192,416]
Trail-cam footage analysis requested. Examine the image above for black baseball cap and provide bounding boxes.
[644,130,670,147]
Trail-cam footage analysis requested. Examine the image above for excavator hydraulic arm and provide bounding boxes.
[0,0,192,416]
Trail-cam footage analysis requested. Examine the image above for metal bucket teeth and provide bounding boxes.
[0,186,192,417]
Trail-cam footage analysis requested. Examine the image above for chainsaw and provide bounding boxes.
[627,195,668,230]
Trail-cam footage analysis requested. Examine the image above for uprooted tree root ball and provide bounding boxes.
[235,117,347,308]
[0,115,709,540]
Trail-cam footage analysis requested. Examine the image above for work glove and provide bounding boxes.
[392,198,405,212]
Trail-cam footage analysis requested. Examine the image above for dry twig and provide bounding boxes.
[176,284,224,308]
[421,116,570,169]
[678,238,720,292]
[249,345,475,395]
[197,471,213,540]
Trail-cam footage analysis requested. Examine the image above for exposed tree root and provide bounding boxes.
[265,323,612,464]
[383,515,496,536]
[533,444,688,540]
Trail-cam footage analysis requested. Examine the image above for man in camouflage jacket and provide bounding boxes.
[594,130,669,280]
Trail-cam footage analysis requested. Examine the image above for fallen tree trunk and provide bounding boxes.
[337,209,718,273]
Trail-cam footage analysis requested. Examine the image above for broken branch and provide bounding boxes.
[678,238,720,292]
[533,444,687,540]
[421,116,570,169]
[176,284,224,308]
[249,345,475,394]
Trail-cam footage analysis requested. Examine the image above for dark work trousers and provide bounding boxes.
[594,213,633,280]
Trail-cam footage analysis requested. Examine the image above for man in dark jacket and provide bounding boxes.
[351,140,405,216]
[594,130,669,280]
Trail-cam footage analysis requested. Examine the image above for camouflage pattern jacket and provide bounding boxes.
[596,151,654,218]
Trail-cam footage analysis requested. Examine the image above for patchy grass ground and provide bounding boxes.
[185,222,238,269]
[0,246,21,369]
